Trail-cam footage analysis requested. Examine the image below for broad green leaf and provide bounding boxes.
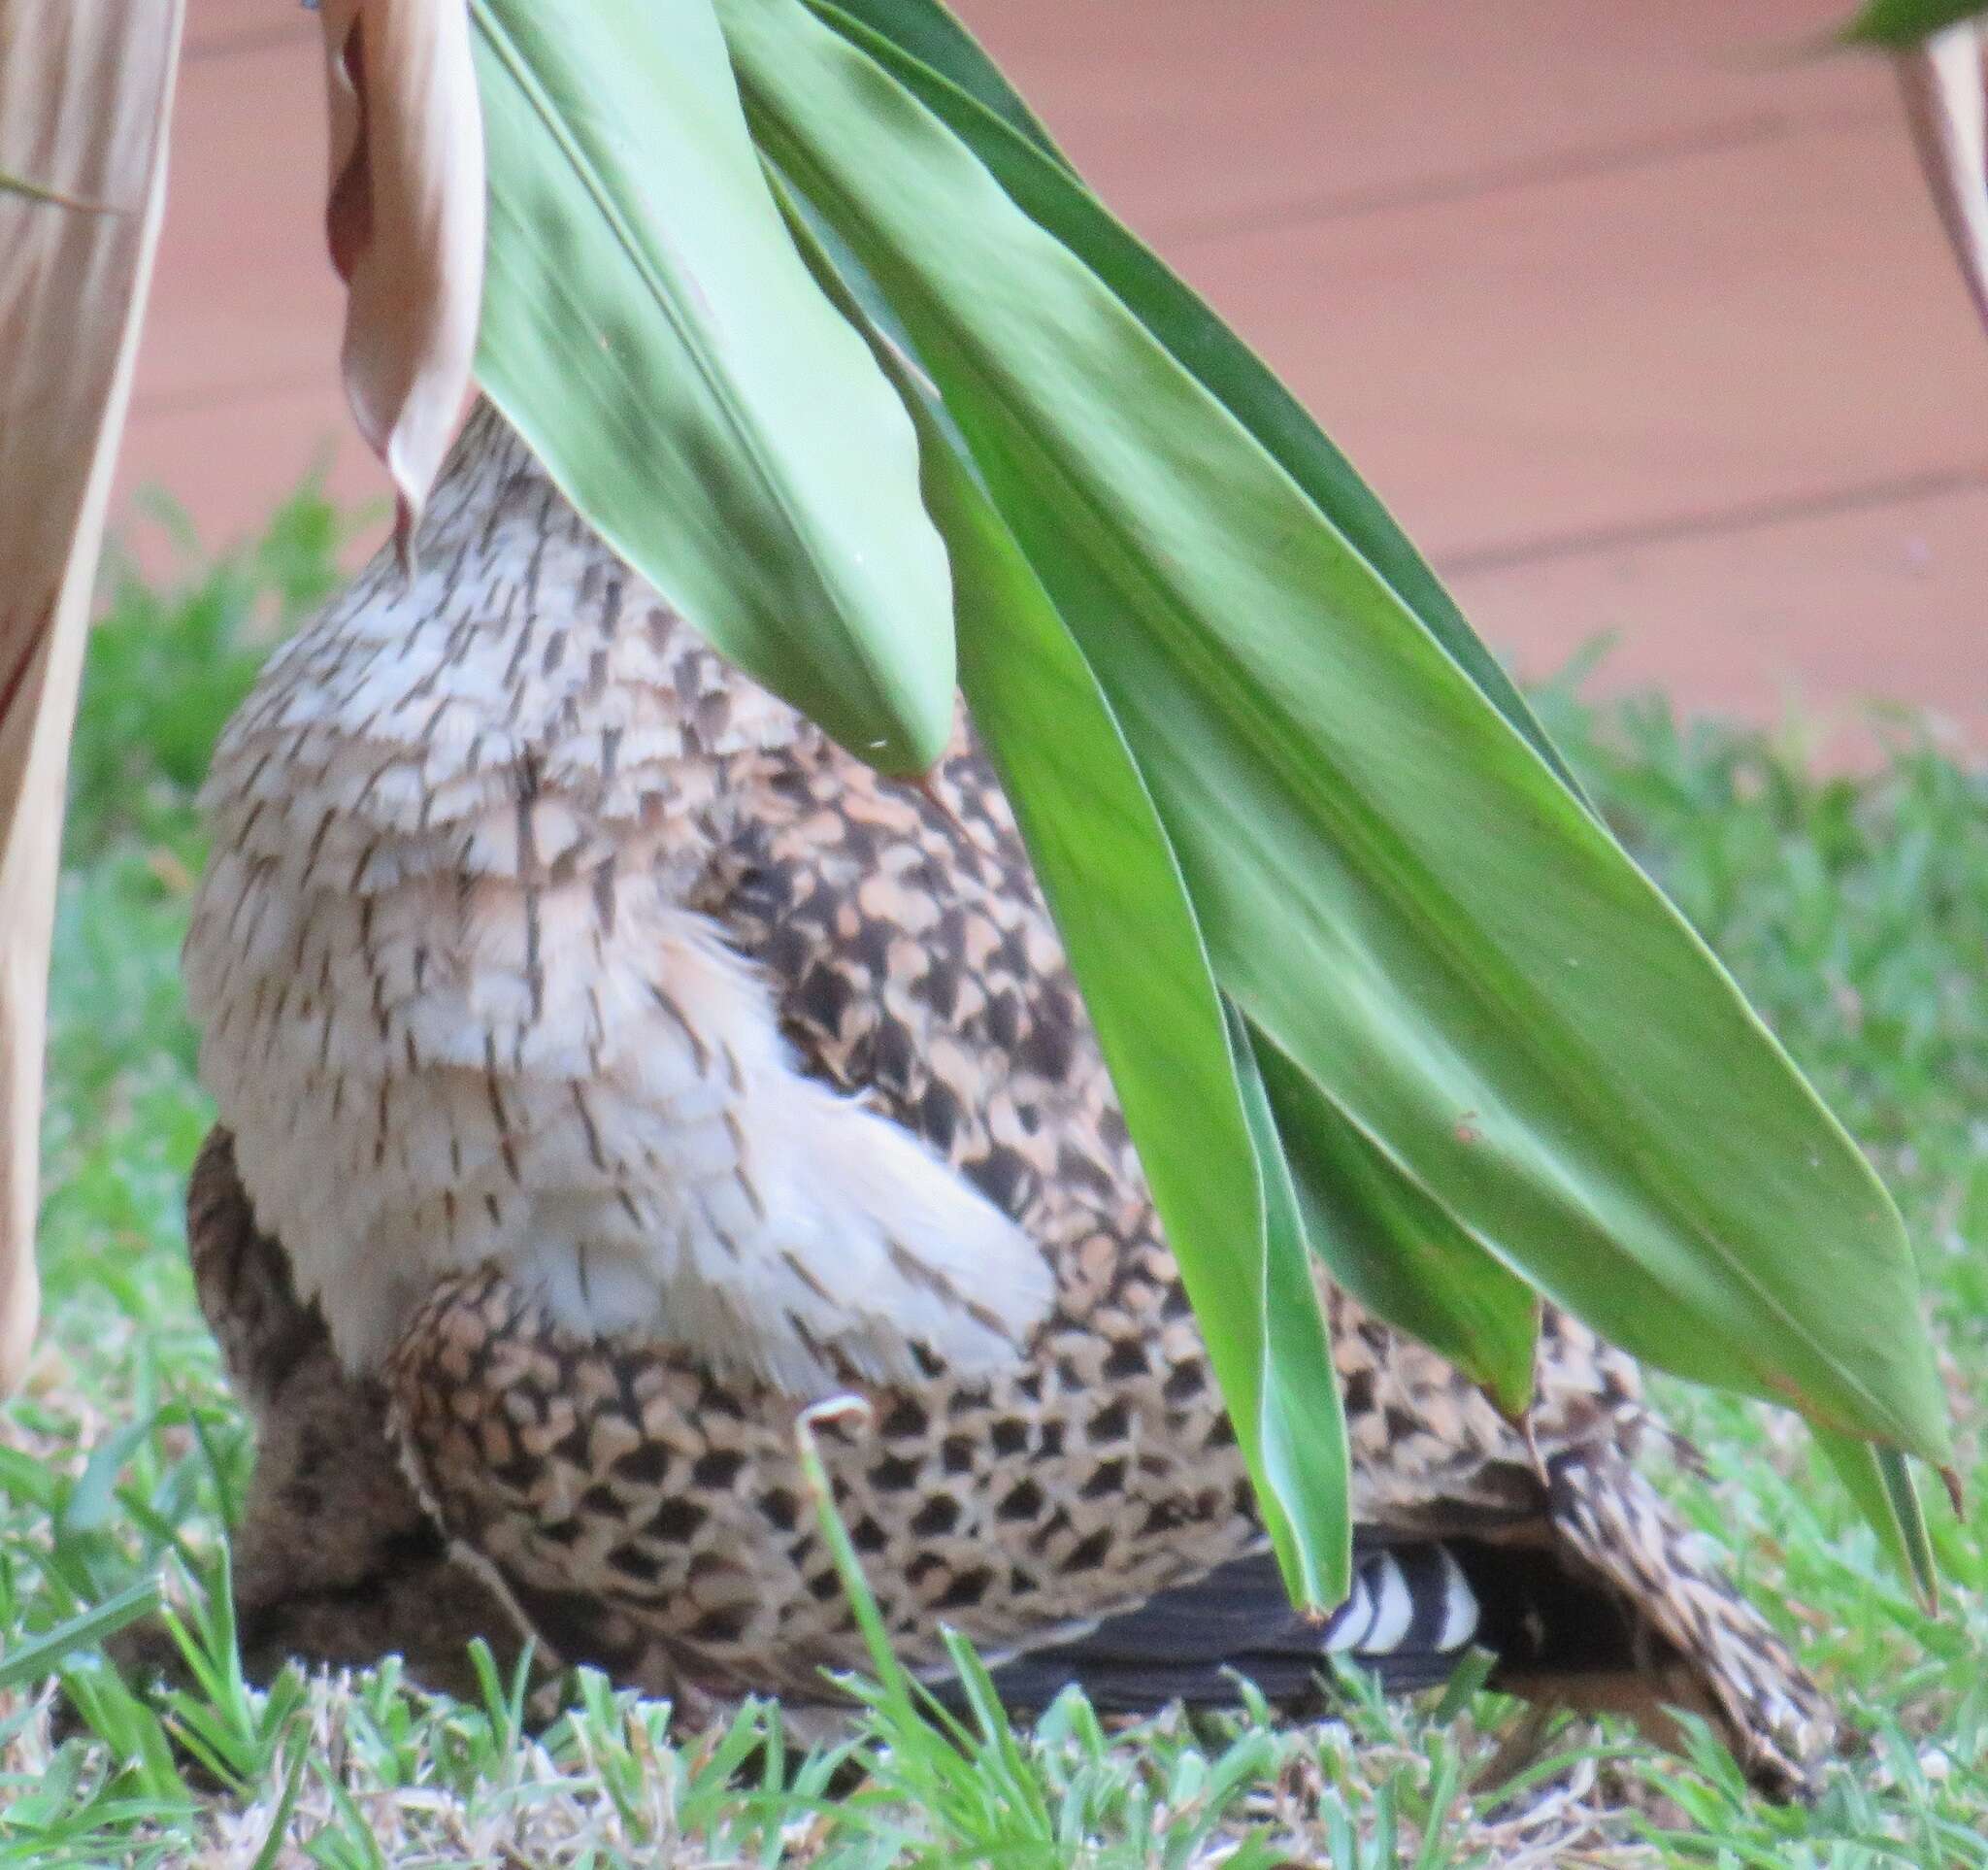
[812,0,1070,164]
[787,195,1346,1603]
[1254,1031,1538,1419]
[789,1,1544,1408]
[721,0,1951,1469]
[1815,1431,1938,1608]
[469,0,953,774]
[1841,0,1988,44]
[798,0,1588,808]
[937,413,1349,1608]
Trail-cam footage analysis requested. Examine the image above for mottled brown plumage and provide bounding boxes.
[181,404,1837,1798]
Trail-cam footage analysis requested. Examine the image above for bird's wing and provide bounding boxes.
[692,720,1143,1279]
[696,722,1654,1517]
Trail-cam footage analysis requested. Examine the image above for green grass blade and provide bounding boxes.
[791,1399,917,1715]
[0,169,122,215]
[248,1732,310,1870]
[469,0,953,774]
[0,1576,160,1690]
[723,0,1951,1477]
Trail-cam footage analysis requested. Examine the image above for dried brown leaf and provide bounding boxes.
[1896,22,1988,334]
[0,0,183,1390]
[320,0,485,561]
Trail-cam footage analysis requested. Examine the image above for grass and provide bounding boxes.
[0,493,1982,1865]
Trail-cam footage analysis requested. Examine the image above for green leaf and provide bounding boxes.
[939,435,1350,1606]
[792,13,1587,1418]
[58,1413,158,1535]
[1815,1431,1938,1608]
[1227,1010,1354,1610]
[721,0,1952,1471]
[1840,0,1988,45]
[810,0,1070,164]
[469,0,953,774]
[797,0,1588,808]
[787,195,1347,1603]
[1254,1032,1538,1419]
[0,1577,161,1691]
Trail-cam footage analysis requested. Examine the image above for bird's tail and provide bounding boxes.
[1535,1451,1835,1798]
[977,1458,1833,1799]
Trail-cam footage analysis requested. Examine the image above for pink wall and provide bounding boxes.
[122,0,1986,751]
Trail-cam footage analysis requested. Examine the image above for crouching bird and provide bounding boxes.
[180,403,1835,1797]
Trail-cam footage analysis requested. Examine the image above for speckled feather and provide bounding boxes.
[183,408,1048,1391]
[184,405,1837,1797]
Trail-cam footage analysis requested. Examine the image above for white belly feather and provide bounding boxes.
[182,416,1050,1390]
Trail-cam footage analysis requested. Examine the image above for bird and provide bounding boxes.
[179,399,1837,1797]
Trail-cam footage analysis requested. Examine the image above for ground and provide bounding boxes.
[0,488,1982,1866]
